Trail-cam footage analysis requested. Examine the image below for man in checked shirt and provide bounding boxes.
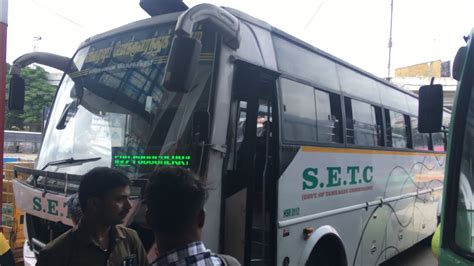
[144,167,240,266]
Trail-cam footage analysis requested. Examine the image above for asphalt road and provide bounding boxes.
[380,240,437,266]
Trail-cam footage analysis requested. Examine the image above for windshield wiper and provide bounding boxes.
[41,157,101,170]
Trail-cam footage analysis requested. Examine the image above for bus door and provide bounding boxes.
[223,60,279,265]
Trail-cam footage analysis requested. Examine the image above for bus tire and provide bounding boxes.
[306,234,347,266]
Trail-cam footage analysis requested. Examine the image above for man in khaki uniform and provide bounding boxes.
[36,167,147,266]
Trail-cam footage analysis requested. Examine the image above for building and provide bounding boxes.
[390,60,456,109]
[46,72,62,87]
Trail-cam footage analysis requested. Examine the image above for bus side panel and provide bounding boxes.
[276,147,444,265]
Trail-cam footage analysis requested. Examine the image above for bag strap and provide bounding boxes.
[217,254,241,266]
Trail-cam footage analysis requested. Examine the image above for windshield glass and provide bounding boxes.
[454,65,474,254]
[37,22,216,178]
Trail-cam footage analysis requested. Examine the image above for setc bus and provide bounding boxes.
[4,130,42,154]
[8,1,450,265]
[420,29,474,265]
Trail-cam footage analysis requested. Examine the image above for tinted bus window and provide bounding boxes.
[411,117,430,150]
[315,89,342,143]
[280,79,317,143]
[385,110,408,148]
[273,37,339,91]
[345,98,382,146]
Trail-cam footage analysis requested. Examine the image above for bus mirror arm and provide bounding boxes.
[175,3,241,50]
[453,46,467,81]
[163,4,241,92]
[9,52,74,111]
[10,52,72,75]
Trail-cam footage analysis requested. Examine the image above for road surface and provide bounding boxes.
[381,240,437,266]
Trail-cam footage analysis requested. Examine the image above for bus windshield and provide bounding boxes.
[36,22,215,178]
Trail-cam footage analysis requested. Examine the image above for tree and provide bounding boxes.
[5,64,56,131]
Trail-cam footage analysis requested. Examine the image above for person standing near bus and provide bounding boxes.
[144,166,240,266]
[36,167,148,266]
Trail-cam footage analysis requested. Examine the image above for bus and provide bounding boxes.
[4,130,42,154]
[419,29,474,265]
[8,1,450,265]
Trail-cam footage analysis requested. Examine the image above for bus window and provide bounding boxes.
[345,98,383,146]
[384,109,409,148]
[4,131,42,154]
[315,89,342,143]
[280,79,317,143]
[411,117,430,150]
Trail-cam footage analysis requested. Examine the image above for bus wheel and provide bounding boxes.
[306,235,347,266]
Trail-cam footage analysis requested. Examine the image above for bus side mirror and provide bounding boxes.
[162,36,202,93]
[418,84,443,133]
[453,46,467,81]
[8,74,26,111]
[193,111,210,143]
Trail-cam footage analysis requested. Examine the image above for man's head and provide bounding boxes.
[79,167,132,225]
[145,167,208,237]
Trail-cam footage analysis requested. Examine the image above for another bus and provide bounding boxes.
[4,130,42,154]
[420,29,474,265]
[8,1,450,265]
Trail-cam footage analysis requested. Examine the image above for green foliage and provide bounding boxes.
[5,64,56,131]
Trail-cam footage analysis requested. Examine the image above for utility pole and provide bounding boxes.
[387,0,394,79]
[33,35,42,52]
[0,0,8,231]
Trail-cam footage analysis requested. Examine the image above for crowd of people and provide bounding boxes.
[34,166,239,266]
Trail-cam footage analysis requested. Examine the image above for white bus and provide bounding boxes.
[4,130,42,154]
[8,1,450,265]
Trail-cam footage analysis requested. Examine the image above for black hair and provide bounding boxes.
[78,167,130,211]
[145,167,208,234]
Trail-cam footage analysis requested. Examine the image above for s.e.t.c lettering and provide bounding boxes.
[302,166,373,190]
[32,196,62,216]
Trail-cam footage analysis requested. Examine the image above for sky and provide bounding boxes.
[5,0,474,77]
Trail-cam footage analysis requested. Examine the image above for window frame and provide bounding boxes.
[383,108,411,150]
[344,97,384,147]
[278,77,344,146]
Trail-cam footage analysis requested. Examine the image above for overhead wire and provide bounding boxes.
[304,0,327,30]
[30,0,86,29]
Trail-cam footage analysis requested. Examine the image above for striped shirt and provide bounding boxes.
[151,241,224,266]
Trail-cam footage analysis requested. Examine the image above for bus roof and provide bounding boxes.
[222,8,416,99]
[74,5,450,113]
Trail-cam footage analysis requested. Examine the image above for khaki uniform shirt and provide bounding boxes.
[36,225,148,266]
